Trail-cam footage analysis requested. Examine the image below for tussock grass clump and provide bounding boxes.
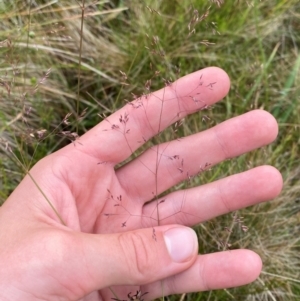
[0,0,299,300]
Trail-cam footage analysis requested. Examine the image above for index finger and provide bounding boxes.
[76,67,230,164]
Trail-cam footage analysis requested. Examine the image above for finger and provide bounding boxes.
[117,110,278,202]
[141,166,282,226]
[142,249,262,300]
[78,225,198,294]
[70,67,230,164]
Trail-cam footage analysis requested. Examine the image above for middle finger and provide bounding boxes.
[116,110,278,203]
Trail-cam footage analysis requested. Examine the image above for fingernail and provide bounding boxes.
[163,227,197,263]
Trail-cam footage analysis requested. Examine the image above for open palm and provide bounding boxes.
[0,67,282,301]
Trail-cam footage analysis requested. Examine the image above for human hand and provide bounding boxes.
[0,67,282,301]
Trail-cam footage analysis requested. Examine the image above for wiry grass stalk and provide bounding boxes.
[76,0,85,133]
[10,151,66,226]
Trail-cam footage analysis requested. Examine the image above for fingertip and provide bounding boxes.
[201,66,231,96]
[198,249,264,291]
[231,110,279,150]
[241,250,263,283]
[177,66,231,104]
[218,249,263,288]
[164,226,198,263]
[208,66,231,86]
[259,165,283,198]
[252,110,279,143]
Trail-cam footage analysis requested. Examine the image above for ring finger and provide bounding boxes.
[141,165,282,227]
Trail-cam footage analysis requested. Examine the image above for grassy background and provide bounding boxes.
[0,0,299,300]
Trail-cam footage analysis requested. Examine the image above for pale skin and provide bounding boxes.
[0,67,283,301]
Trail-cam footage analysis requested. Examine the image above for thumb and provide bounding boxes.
[81,225,198,291]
